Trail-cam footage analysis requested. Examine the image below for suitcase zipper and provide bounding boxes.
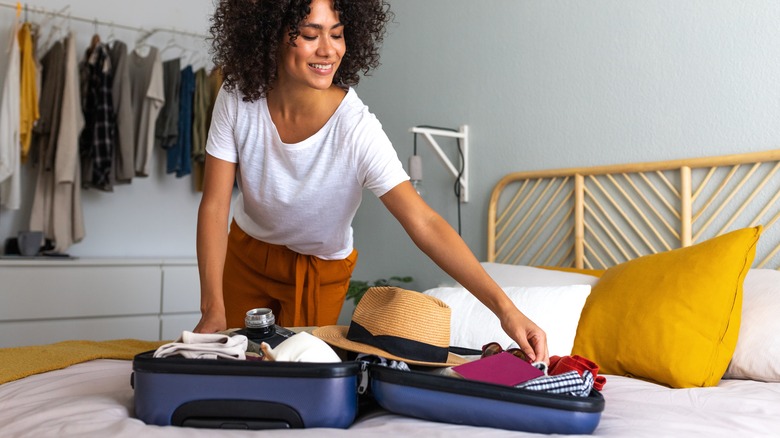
[357,361,369,395]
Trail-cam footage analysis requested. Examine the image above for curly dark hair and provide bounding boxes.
[209,0,392,102]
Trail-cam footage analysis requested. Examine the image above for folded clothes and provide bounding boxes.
[356,354,411,371]
[261,332,340,363]
[549,355,606,390]
[516,370,595,397]
[154,331,248,360]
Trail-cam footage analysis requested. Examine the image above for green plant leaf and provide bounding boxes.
[346,275,414,305]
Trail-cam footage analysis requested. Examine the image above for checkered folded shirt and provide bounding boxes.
[515,369,595,397]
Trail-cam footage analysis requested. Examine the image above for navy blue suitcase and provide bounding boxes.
[132,351,360,429]
[132,351,604,433]
[368,364,604,435]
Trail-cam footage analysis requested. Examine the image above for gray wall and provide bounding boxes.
[350,0,780,295]
[2,1,780,301]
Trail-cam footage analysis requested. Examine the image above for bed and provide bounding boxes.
[2,150,780,437]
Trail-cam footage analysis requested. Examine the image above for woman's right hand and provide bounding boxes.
[193,311,227,333]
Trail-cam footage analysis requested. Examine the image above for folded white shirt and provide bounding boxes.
[154,331,248,360]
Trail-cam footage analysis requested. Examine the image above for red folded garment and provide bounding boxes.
[549,355,607,390]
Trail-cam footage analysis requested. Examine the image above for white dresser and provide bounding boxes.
[0,258,201,348]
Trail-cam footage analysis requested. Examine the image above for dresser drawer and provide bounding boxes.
[0,316,161,348]
[0,265,161,321]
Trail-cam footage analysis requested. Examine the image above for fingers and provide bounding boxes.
[502,314,549,364]
[516,339,537,363]
[528,332,550,365]
[193,317,225,334]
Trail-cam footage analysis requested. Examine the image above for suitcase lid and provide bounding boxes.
[133,351,360,379]
[368,364,605,413]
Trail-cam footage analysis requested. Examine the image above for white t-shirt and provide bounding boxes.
[206,86,409,260]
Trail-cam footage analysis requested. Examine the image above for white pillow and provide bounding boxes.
[724,269,780,382]
[478,262,600,288]
[424,285,591,357]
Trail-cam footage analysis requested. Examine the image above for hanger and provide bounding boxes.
[184,45,203,68]
[6,2,20,52]
[133,28,157,56]
[89,18,100,50]
[105,21,117,45]
[10,2,20,31]
[38,9,68,55]
[159,34,190,61]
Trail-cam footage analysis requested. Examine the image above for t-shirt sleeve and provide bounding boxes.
[205,86,239,163]
[352,111,409,198]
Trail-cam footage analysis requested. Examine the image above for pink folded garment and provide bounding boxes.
[451,351,544,386]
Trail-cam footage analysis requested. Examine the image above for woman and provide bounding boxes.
[195,0,549,363]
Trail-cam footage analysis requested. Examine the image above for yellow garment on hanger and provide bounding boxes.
[18,22,39,163]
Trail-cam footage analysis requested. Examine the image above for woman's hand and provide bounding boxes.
[193,310,227,334]
[499,308,550,364]
[380,181,551,364]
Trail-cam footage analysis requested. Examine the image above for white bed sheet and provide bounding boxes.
[1,360,779,437]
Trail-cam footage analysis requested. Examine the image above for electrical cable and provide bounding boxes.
[411,125,463,236]
[454,137,464,236]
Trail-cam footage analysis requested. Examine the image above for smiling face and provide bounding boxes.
[277,0,346,92]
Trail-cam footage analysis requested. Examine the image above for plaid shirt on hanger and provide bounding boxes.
[79,41,115,191]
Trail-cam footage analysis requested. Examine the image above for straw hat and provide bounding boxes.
[312,286,467,367]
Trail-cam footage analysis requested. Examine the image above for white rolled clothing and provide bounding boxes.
[262,332,341,363]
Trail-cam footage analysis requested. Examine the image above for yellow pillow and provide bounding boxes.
[572,226,761,388]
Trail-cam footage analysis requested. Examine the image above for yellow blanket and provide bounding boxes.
[0,339,166,385]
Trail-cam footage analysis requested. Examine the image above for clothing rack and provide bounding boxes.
[0,1,208,43]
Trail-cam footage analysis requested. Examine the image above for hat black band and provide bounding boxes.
[346,321,449,363]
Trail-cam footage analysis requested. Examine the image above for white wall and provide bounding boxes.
[2,1,780,295]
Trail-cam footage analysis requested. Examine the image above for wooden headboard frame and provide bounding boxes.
[488,149,780,270]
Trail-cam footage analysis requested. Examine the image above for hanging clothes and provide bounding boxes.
[29,33,85,253]
[190,67,209,190]
[206,66,223,127]
[156,58,181,152]
[191,67,209,165]
[28,39,64,242]
[18,21,39,165]
[108,40,136,185]
[0,21,21,210]
[31,40,65,173]
[192,66,223,191]
[168,64,193,177]
[128,46,164,177]
[79,39,115,191]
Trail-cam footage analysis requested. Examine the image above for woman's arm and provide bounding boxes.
[380,181,549,363]
[193,154,237,333]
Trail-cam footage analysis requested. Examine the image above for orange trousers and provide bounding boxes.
[222,221,358,329]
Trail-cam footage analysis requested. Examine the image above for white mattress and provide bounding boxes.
[0,359,778,437]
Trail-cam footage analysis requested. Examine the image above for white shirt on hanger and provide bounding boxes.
[0,22,21,210]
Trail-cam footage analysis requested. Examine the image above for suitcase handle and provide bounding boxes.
[171,399,304,429]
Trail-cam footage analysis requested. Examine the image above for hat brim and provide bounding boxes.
[312,325,467,367]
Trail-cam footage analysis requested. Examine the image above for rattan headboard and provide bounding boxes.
[488,150,780,270]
